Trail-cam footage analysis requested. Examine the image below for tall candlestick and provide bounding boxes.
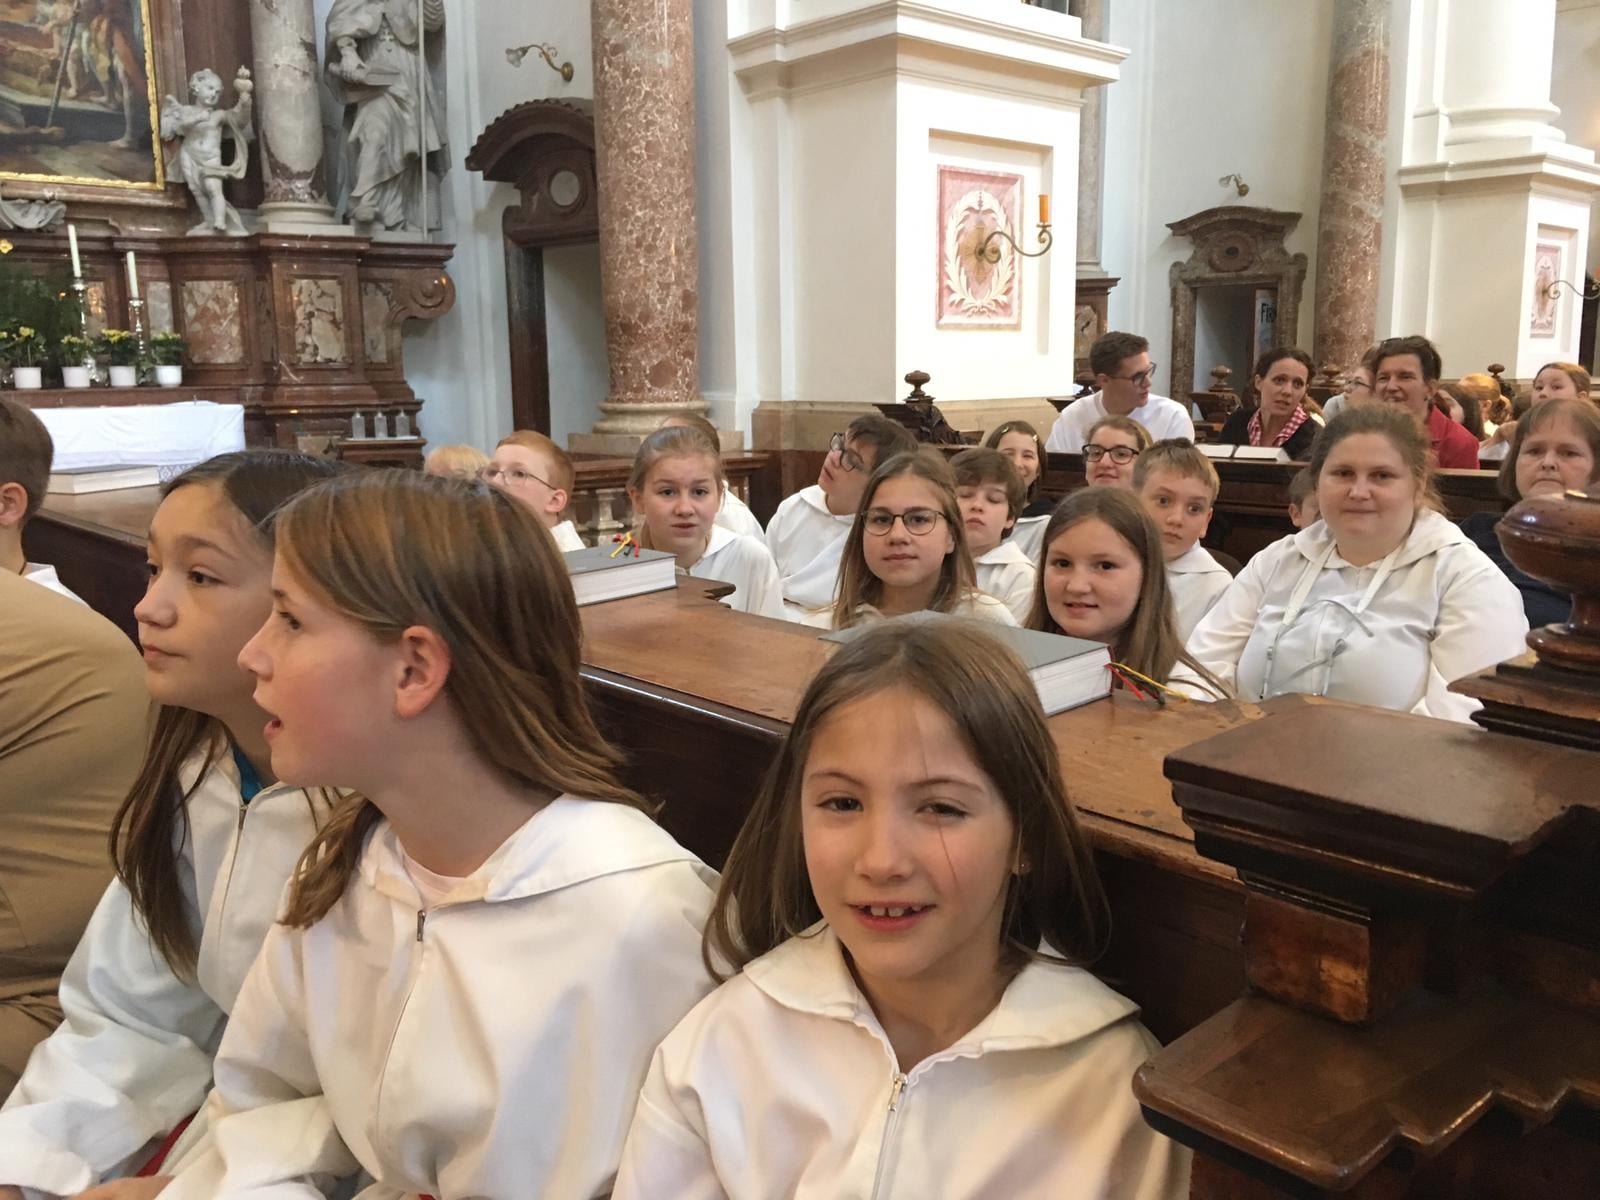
[1039,193,1050,226]
[124,250,139,300]
[67,224,81,278]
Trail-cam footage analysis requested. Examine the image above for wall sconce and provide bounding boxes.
[1219,173,1250,198]
[1546,278,1600,301]
[977,193,1054,262]
[506,42,574,83]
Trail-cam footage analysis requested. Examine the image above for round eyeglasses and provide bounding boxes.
[863,507,945,536]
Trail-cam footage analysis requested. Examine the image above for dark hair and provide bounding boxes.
[951,447,1026,519]
[983,419,1046,500]
[1089,331,1150,379]
[1442,380,1488,440]
[831,450,976,628]
[1308,404,1443,513]
[1026,489,1227,696]
[844,413,917,470]
[705,619,1112,979]
[1373,335,1442,383]
[1498,397,1600,502]
[0,397,53,520]
[110,450,348,976]
[1252,346,1314,384]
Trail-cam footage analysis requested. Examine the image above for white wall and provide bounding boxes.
[543,243,609,445]
[1554,0,1600,276]
[1100,0,1335,396]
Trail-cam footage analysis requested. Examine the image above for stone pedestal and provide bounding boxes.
[249,0,340,234]
[1311,0,1388,374]
[1392,0,1600,377]
[576,0,701,452]
[731,0,1122,451]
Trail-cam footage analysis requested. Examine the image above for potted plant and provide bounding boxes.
[150,331,186,387]
[4,325,45,389]
[96,328,142,387]
[58,334,93,388]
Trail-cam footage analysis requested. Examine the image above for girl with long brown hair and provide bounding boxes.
[160,470,716,1198]
[613,619,1190,1198]
[1028,488,1227,698]
[0,451,343,1198]
[802,450,1016,630]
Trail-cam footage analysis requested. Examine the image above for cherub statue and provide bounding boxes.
[160,67,254,236]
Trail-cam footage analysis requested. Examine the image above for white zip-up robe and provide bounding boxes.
[974,539,1037,624]
[715,488,764,540]
[764,485,854,617]
[1165,544,1232,639]
[162,796,717,1200]
[614,925,1190,1200]
[687,525,786,619]
[1008,516,1049,566]
[0,750,333,1199]
[1180,510,1528,722]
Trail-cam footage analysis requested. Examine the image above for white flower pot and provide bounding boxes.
[108,365,138,387]
[10,366,42,390]
[154,364,183,388]
[61,366,92,388]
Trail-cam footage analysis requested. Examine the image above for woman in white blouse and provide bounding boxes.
[1183,405,1527,723]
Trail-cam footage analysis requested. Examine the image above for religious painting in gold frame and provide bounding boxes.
[0,0,167,192]
[936,165,1022,330]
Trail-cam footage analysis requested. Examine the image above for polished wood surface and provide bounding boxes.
[28,487,159,641]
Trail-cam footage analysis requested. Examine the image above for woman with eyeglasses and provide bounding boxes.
[1319,346,1379,423]
[800,451,1016,630]
[1216,348,1319,460]
[1179,406,1526,723]
[1081,416,1150,489]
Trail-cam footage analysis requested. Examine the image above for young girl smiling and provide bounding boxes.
[983,419,1053,561]
[159,470,716,1199]
[0,451,343,1199]
[629,426,785,619]
[614,619,1190,1199]
[803,451,1015,630]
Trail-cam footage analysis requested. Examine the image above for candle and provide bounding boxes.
[67,224,81,278]
[125,250,139,300]
[1039,193,1050,226]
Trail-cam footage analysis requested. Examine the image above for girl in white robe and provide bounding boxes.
[158,470,717,1200]
[614,618,1190,1200]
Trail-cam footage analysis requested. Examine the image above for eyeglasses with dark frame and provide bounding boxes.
[1107,363,1158,388]
[1082,443,1140,464]
[479,464,557,490]
[863,507,945,537]
[828,433,867,474]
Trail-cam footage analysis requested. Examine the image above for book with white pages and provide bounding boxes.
[1196,443,1236,460]
[1232,444,1292,463]
[46,464,164,494]
[563,544,678,606]
[820,610,1112,715]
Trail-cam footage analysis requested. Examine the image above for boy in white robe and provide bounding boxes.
[951,447,1036,624]
[1134,439,1232,639]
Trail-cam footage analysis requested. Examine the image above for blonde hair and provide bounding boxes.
[423,443,490,480]
[705,619,1110,979]
[659,410,721,454]
[1131,438,1220,503]
[1535,362,1592,398]
[1027,489,1228,696]
[276,471,646,927]
[1085,414,1153,452]
[495,430,575,495]
[626,426,725,551]
[830,450,977,630]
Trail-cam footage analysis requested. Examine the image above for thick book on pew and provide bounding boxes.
[822,611,1112,714]
[564,545,677,606]
[46,464,164,494]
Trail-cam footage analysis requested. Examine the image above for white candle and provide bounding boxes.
[67,224,81,278]
[125,250,139,300]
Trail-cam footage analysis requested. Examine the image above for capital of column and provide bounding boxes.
[249,0,338,231]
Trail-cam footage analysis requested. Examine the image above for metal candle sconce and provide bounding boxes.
[506,42,574,82]
[977,194,1054,263]
[1546,278,1600,301]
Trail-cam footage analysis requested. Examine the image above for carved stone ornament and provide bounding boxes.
[1167,206,1307,403]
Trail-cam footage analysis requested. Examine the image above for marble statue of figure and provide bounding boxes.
[160,67,254,236]
[0,183,66,231]
[325,0,446,233]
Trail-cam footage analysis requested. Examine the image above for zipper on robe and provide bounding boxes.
[869,1072,910,1200]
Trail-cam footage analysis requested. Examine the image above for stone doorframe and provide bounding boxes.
[465,99,599,433]
[1167,206,1308,404]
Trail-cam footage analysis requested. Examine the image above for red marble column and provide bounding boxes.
[587,0,702,437]
[1312,0,1389,373]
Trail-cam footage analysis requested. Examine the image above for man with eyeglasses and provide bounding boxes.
[764,414,917,618]
[1044,332,1194,454]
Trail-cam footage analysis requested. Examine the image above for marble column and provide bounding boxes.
[1073,0,1108,275]
[249,0,338,231]
[584,0,702,443]
[1311,0,1388,373]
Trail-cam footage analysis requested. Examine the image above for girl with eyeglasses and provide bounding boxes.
[800,451,1016,630]
[627,426,786,618]
[1180,406,1527,723]
[1081,415,1150,489]
[613,619,1190,1200]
